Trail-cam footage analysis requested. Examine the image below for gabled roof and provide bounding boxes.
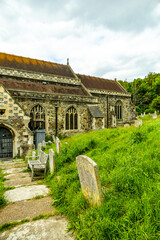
[0,52,75,78]
[77,74,128,94]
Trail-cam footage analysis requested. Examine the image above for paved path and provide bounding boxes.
[0,159,74,240]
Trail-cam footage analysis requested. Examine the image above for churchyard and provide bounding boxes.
[0,116,160,239]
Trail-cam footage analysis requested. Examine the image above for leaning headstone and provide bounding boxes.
[42,140,46,148]
[76,155,103,206]
[32,151,36,160]
[56,137,61,154]
[49,149,55,174]
[135,119,142,127]
[38,143,42,156]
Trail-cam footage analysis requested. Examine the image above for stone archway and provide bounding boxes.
[0,127,13,158]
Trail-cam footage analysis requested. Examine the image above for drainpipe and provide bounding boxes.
[55,104,58,136]
[107,95,109,128]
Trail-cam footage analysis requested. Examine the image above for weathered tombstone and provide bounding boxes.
[38,143,42,156]
[52,135,56,143]
[124,123,130,128]
[47,140,52,145]
[153,111,157,119]
[49,149,55,174]
[153,114,157,119]
[135,119,142,127]
[42,140,46,148]
[56,137,61,154]
[76,155,103,206]
[32,151,36,160]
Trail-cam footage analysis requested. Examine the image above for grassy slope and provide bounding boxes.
[46,118,160,240]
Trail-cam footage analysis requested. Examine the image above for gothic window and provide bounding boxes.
[29,104,45,131]
[65,107,78,130]
[115,101,122,120]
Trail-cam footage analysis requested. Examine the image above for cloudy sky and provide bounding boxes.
[0,0,160,81]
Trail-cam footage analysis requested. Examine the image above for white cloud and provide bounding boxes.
[0,0,160,81]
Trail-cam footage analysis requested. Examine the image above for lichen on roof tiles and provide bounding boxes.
[0,52,75,78]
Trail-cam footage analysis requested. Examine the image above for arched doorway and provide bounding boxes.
[0,127,13,158]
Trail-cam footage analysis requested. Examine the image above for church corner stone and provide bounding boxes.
[76,155,103,206]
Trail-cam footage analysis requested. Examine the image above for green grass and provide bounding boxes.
[0,219,30,232]
[0,170,7,208]
[46,119,160,239]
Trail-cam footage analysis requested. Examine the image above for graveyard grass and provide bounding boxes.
[0,170,7,208]
[46,118,160,240]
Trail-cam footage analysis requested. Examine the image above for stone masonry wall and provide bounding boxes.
[0,85,34,157]
[16,97,93,137]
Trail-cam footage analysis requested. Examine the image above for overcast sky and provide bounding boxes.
[0,0,160,81]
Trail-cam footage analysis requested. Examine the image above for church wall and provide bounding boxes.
[0,86,34,157]
[92,93,136,128]
[16,97,93,137]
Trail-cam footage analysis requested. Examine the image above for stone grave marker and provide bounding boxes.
[124,123,130,128]
[32,151,36,160]
[42,140,46,148]
[153,111,157,119]
[56,137,61,154]
[52,135,56,143]
[135,119,142,127]
[38,143,42,156]
[76,155,103,206]
[49,149,55,174]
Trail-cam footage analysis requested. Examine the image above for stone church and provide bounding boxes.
[0,52,136,158]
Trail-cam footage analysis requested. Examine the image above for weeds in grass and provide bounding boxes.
[32,213,53,221]
[33,195,44,199]
[0,219,29,232]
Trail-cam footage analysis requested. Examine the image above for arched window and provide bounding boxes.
[115,101,122,120]
[29,104,45,131]
[66,107,78,130]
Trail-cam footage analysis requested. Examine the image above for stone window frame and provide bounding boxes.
[29,104,46,131]
[115,100,123,120]
[65,105,79,131]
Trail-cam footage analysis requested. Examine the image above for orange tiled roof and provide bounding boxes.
[0,52,75,78]
[77,74,128,94]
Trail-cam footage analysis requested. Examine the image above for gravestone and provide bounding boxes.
[76,155,103,206]
[135,119,142,127]
[56,137,61,154]
[42,140,46,148]
[153,111,157,119]
[49,149,55,174]
[32,151,36,160]
[38,143,42,156]
[124,123,130,128]
[52,135,56,143]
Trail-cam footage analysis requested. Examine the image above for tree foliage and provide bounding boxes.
[119,73,160,114]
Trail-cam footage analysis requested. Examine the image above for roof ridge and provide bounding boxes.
[0,52,67,67]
